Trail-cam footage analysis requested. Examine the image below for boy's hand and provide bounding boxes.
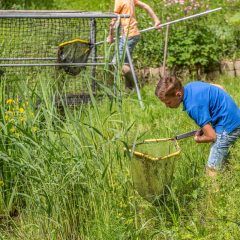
[194,135,202,143]
[154,21,161,31]
[194,130,203,143]
[195,129,204,136]
[194,125,216,143]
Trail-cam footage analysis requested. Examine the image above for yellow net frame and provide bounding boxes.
[126,138,181,203]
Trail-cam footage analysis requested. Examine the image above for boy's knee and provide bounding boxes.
[122,65,135,89]
[122,64,130,75]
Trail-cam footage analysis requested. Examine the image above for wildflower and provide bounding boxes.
[117,212,123,217]
[10,127,16,133]
[23,101,29,107]
[15,132,20,138]
[19,107,24,113]
[6,99,14,104]
[126,218,134,225]
[20,117,26,122]
[31,126,38,133]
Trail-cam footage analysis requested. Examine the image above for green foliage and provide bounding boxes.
[167,21,221,70]
[1,75,240,239]
[0,1,240,238]
[56,0,111,11]
[134,0,240,68]
[229,13,240,26]
[0,0,55,9]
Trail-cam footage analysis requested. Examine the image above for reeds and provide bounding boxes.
[0,63,240,239]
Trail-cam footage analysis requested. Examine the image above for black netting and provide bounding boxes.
[0,12,125,99]
[0,17,107,63]
[57,39,92,76]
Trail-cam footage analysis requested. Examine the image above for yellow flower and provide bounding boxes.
[126,218,134,225]
[6,99,14,104]
[19,108,24,113]
[22,101,29,107]
[10,127,16,133]
[31,126,38,133]
[15,133,20,138]
[20,117,26,122]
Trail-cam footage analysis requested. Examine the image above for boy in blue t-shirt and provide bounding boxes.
[155,77,240,177]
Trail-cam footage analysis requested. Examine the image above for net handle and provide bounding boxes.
[95,8,222,46]
[126,138,180,160]
[131,149,181,161]
[162,20,169,80]
[144,130,200,142]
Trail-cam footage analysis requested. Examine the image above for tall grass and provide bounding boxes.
[0,75,240,239]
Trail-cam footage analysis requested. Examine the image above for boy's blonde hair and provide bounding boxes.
[155,76,183,100]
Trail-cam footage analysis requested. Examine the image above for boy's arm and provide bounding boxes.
[194,124,216,143]
[107,0,122,43]
[136,1,161,28]
[107,18,117,43]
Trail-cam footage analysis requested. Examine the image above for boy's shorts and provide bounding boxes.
[113,35,140,64]
[207,127,240,170]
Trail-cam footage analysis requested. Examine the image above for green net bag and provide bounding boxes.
[58,39,92,76]
[127,138,181,202]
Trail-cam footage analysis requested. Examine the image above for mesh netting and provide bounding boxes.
[0,12,125,100]
[0,18,93,62]
[128,139,181,202]
[57,39,92,76]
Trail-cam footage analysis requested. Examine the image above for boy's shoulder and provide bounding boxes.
[184,81,215,95]
[115,0,138,6]
[184,81,208,88]
[183,81,210,107]
[185,81,225,94]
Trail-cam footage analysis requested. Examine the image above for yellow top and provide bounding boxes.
[114,0,140,38]
[58,38,89,47]
[125,138,181,161]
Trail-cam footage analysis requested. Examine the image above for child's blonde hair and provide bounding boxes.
[155,76,183,100]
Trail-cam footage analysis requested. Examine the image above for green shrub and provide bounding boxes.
[134,0,240,69]
[0,0,55,9]
[167,21,221,71]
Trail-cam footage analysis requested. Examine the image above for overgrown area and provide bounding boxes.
[0,1,240,239]
[0,74,240,239]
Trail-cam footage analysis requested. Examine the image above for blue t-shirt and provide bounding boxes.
[183,81,240,134]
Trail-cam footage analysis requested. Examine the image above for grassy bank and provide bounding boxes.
[0,75,240,239]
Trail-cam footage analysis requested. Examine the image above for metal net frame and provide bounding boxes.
[126,138,181,202]
[0,11,129,104]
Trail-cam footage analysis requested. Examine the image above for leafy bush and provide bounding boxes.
[167,21,221,71]
[0,0,55,9]
[134,0,240,69]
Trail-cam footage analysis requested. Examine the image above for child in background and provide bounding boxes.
[107,0,161,89]
[155,77,240,177]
